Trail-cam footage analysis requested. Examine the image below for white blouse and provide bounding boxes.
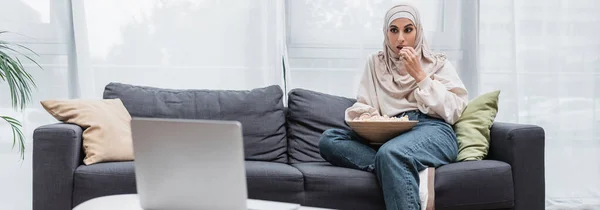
[345,54,469,125]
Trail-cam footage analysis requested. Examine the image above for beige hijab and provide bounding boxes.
[377,4,446,88]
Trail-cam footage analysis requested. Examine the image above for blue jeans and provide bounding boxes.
[319,110,458,210]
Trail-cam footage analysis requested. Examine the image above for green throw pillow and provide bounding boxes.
[453,90,500,161]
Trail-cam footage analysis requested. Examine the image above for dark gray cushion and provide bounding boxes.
[292,161,514,210]
[245,161,304,204]
[435,160,514,210]
[103,82,287,163]
[73,161,305,207]
[286,89,356,163]
[291,162,385,210]
[73,162,137,207]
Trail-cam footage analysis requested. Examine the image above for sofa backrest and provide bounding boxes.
[286,88,356,163]
[103,82,288,163]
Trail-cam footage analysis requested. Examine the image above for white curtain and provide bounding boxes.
[479,0,600,208]
[286,0,600,209]
[0,0,284,210]
[284,0,469,98]
[0,0,74,209]
[71,0,285,99]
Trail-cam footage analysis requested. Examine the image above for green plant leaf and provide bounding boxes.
[0,64,5,80]
[0,42,43,72]
[0,45,38,110]
[0,57,20,109]
[1,55,24,109]
[0,31,42,160]
[1,116,25,160]
[12,58,35,109]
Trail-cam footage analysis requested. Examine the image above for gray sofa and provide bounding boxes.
[33,82,545,210]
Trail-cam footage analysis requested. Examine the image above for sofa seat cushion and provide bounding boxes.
[103,82,288,163]
[435,160,514,210]
[73,161,305,207]
[73,161,136,207]
[245,161,304,204]
[292,162,385,210]
[292,160,514,210]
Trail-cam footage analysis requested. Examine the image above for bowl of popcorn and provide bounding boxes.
[346,115,418,144]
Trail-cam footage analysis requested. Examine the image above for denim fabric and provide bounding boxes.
[319,110,458,210]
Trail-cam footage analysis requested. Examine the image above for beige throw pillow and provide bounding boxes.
[41,98,133,165]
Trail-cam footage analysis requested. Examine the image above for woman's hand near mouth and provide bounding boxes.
[399,47,427,82]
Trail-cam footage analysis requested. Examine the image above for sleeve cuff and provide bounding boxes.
[417,76,433,90]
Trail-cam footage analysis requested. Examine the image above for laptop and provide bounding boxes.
[131,117,301,210]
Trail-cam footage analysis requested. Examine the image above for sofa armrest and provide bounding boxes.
[33,123,83,210]
[488,122,545,210]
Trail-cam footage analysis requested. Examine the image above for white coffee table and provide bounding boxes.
[73,194,333,210]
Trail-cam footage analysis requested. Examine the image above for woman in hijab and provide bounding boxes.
[319,3,468,210]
